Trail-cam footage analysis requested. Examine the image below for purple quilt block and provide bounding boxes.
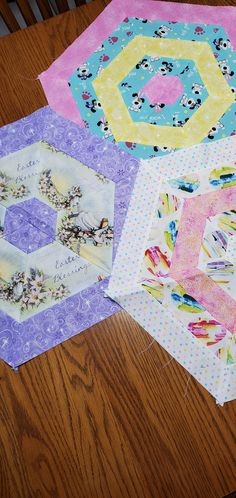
[0,107,139,368]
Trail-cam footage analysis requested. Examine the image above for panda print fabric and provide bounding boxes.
[68,17,236,159]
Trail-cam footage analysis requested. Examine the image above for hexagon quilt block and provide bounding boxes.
[107,135,236,403]
[39,0,236,159]
[0,107,138,368]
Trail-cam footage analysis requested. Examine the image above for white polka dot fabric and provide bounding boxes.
[226,236,236,265]
[107,136,236,404]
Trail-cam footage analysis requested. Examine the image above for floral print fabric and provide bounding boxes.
[0,107,138,368]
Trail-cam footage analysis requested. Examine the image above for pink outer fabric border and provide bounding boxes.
[169,186,236,334]
[39,0,236,125]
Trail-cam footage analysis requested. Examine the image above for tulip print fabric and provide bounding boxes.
[0,107,138,368]
[107,136,236,403]
[39,0,236,159]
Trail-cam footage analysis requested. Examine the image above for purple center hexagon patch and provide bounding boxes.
[3,198,57,253]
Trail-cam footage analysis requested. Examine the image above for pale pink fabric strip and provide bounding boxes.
[176,270,236,334]
[169,186,236,334]
[38,0,236,124]
[170,186,236,274]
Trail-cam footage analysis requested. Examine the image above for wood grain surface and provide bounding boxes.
[0,1,236,497]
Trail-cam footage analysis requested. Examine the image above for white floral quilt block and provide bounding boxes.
[0,141,114,322]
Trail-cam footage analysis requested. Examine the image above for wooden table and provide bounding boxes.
[0,1,236,497]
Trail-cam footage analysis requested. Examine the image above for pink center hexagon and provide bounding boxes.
[141,74,184,105]
[169,186,236,334]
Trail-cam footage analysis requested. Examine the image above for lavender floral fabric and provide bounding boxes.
[0,107,139,368]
